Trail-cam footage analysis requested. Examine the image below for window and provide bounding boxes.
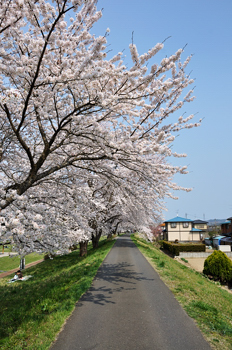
[183,222,189,228]
[170,223,177,228]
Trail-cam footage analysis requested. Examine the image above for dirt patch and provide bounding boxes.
[175,256,205,272]
[181,257,206,272]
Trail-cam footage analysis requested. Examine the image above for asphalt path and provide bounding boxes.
[51,234,212,350]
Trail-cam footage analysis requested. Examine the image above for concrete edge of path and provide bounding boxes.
[0,259,44,278]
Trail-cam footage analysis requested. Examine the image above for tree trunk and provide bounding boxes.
[79,241,88,257]
[92,230,102,249]
[20,257,25,270]
[112,222,120,236]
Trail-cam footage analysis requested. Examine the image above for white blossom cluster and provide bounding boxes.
[0,0,200,254]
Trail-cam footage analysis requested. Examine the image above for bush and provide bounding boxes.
[158,240,165,249]
[203,250,232,283]
[162,241,205,256]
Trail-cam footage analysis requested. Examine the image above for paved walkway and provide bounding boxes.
[51,234,212,350]
[0,252,18,258]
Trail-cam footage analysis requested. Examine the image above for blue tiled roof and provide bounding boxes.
[164,216,192,223]
[190,228,202,232]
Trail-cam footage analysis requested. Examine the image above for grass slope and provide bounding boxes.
[0,239,115,350]
[0,253,44,272]
[131,234,232,350]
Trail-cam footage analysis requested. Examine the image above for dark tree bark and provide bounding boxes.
[79,241,88,257]
[112,221,121,236]
[107,232,112,239]
[91,229,102,249]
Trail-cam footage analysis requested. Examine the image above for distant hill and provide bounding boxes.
[207,219,227,226]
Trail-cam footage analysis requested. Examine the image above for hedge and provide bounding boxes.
[162,241,205,256]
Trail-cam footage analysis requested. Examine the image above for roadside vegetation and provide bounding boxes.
[131,234,232,350]
[0,238,115,350]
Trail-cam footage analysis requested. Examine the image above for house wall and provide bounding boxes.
[221,223,232,235]
[168,231,180,241]
[188,232,201,241]
[194,224,207,230]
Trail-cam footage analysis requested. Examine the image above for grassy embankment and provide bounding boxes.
[131,234,232,350]
[0,238,115,350]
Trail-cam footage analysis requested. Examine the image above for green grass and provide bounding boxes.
[0,253,44,272]
[131,234,232,350]
[0,238,115,349]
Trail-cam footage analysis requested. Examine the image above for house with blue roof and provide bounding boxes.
[192,220,208,232]
[163,216,207,242]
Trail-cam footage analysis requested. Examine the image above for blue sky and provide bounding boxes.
[92,0,232,221]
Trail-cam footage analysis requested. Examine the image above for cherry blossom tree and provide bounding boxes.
[0,172,92,256]
[149,224,164,242]
[0,0,24,34]
[0,159,168,256]
[0,0,200,254]
[83,159,170,248]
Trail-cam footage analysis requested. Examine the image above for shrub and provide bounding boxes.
[158,240,165,249]
[203,250,232,283]
[162,241,205,256]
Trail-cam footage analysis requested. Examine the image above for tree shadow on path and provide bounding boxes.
[78,261,154,307]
